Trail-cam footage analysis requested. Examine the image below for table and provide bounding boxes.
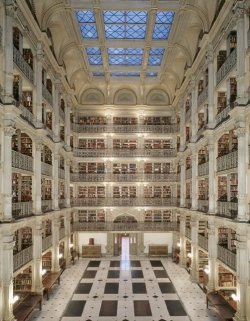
[42,271,61,300]
[206,291,236,321]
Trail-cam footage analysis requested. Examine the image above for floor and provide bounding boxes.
[31,241,220,321]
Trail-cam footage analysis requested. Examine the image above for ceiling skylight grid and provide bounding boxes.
[148,48,165,66]
[86,47,103,65]
[153,11,175,39]
[76,10,98,39]
[108,48,144,65]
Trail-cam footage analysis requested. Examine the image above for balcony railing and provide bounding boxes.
[41,199,53,213]
[73,148,177,158]
[217,201,238,219]
[185,226,191,239]
[198,234,208,251]
[42,235,52,252]
[198,199,209,213]
[13,246,33,272]
[215,104,231,125]
[59,168,65,179]
[59,199,66,209]
[18,104,35,125]
[12,150,33,172]
[217,245,236,271]
[185,168,192,179]
[217,150,238,172]
[197,86,208,106]
[13,46,34,83]
[72,123,179,134]
[185,109,191,121]
[59,227,65,240]
[71,197,178,207]
[198,162,209,176]
[41,162,52,176]
[185,198,192,209]
[12,201,33,219]
[216,49,237,85]
[42,84,53,106]
[72,221,179,232]
[70,173,178,183]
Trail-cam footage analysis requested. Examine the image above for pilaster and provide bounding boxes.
[179,215,186,267]
[207,219,218,291]
[32,221,43,293]
[190,217,199,283]
[34,42,44,128]
[64,159,71,208]
[51,217,60,272]
[180,158,186,207]
[33,141,43,214]
[207,135,216,214]
[64,98,72,150]
[52,151,60,211]
[207,43,216,128]
[191,148,198,210]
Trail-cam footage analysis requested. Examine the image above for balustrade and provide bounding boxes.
[13,246,33,272]
[41,199,52,213]
[12,150,33,172]
[13,46,34,83]
[197,86,208,106]
[185,226,191,239]
[215,105,231,125]
[18,104,35,125]
[12,201,33,219]
[217,245,236,271]
[59,227,65,240]
[217,201,238,219]
[42,84,53,106]
[185,168,192,179]
[198,199,209,213]
[216,49,237,85]
[198,162,209,176]
[198,234,208,251]
[42,235,52,252]
[41,162,52,176]
[185,198,192,209]
[216,150,238,172]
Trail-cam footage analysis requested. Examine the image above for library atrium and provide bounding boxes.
[0,0,249,320]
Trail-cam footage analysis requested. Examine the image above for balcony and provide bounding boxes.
[70,173,178,183]
[72,221,179,232]
[73,148,177,158]
[197,86,208,107]
[12,201,33,219]
[198,234,208,251]
[18,103,35,125]
[59,199,66,209]
[185,198,192,209]
[185,168,192,179]
[198,162,209,176]
[217,201,238,219]
[198,199,209,213]
[72,123,179,134]
[12,150,33,172]
[42,84,53,106]
[215,104,231,125]
[185,226,191,239]
[216,49,237,85]
[41,162,52,176]
[217,245,236,271]
[13,246,33,272]
[13,46,34,83]
[71,197,178,207]
[217,150,238,172]
[41,199,53,213]
[59,227,65,240]
[42,235,52,252]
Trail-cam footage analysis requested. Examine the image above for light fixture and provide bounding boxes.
[177,242,180,247]
[231,293,238,301]
[70,243,74,248]
[59,253,63,259]
[187,253,192,258]
[12,295,19,304]
[42,269,47,276]
[204,267,210,274]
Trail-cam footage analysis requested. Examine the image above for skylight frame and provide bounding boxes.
[76,10,98,39]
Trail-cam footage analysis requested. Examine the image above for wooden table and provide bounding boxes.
[42,272,61,300]
[14,292,42,321]
[206,291,236,321]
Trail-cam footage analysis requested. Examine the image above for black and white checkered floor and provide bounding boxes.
[31,257,220,321]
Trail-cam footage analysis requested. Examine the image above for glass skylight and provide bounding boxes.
[76,10,98,39]
[153,11,175,39]
[146,72,158,77]
[148,48,165,66]
[93,72,105,76]
[103,11,148,39]
[111,72,140,77]
[86,47,103,65]
[108,48,144,65]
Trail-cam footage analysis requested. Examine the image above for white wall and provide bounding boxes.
[144,232,173,254]
[78,232,107,254]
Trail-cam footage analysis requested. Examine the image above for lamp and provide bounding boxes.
[187,253,192,258]
[231,293,238,301]
[177,242,181,247]
[12,295,19,304]
[42,269,47,276]
[59,253,63,259]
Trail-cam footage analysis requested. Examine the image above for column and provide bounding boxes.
[52,152,59,210]
[64,214,71,266]
[52,81,60,142]
[2,1,16,104]
[64,159,71,208]
[106,232,114,256]
[234,227,248,321]
[208,136,216,214]
[64,99,71,151]
[32,221,43,293]
[33,141,43,214]
[191,148,198,210]
[3,126,15,221]
[179,216,186,267]
[34,43,44,127]
[237,127,248,221]
[190,217,199,283]
[207,43,216,128]
[180,158,186,207]
[207,220,218,291]
[2,233,15,321]
[190,79,198,142]
[51,218,60,272]
[137,232,144,256]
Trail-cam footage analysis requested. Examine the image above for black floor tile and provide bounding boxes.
[150,260,163,267]
[83,270,97,279]
[154,270,168,278]
[131,270,144,278]
[104,282,119,294]
[63,300,86,316]
[165,300,187,316]
[107,270,120,278]
[75,283,93,294]
[132,283,147,294]
[99,300,117,316]
[88,260,100,267]
[158,282,175,293]
[134,300,152,316]
[130,260,141,267]
[110,261,120,267]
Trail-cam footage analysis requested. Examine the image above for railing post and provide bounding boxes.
[32,221,43,293]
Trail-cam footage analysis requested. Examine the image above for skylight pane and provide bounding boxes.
[103,11,125,23]
[148,56,162,65]
[126,25,146,39]
[86,47,101,55]
[111,72,140,77]
[155,11,175,24]
[146,72,158,77]
[153,24,171,40]
[153,11,175,40]
[93,72,105,76]
[126,11,147,23]
[76,10,95,23]
[105,25,125,39]
[149,48,165,55]
[107,48,144,66]
[88,55,103,65]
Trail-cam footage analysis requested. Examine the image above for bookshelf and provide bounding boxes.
[13,27,21,50]
[79,162,105,174]
[198,250,208,286]
[46,79,52,95]
[144,162,170,174]
[59,182,65,199]
[78,209,106,222]
[78,116,107,125]
[186,182,191,199]
[198,148,208,164]
[198,179,208,200]
[148,245,168,256]
[217,92,227,113]
[14,269,32,292]
[218,228,229,247]
[113,139,137,149]
[42,146,52,164]
[46,112,52,130]
[21,134,32,156]
[144,116,171,125]
[230,173,238,201]
[60,126,64,141]
[23,48,33,69]
[217,50,227,70]
[13,75,21,102]
[113,186,136,198]
[42,179,52,200]
[144,210,172,222]
[218,134,229,156]
[42,220,52,237]
[12,173,19,202]
[113,163,137,174]
[113,117,137,125]
[21,227,32,249]
[144,139,171,149]
[218,176,227,200]
[78,186,105,198]
[22,91,33,112]
[228,31,237,53]
[229,78,237,105]
[78,139,105,149]
[144,186,171,198]
[218,265,236,287]
[42,252,52,271]
[21,176,32,201]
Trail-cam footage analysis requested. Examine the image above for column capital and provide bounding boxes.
[206,43,214,64]
[5,0,17,17]
[4,126,16,136]
[35,141,43,152]
[36,42,45,61]
[233,1,244,20]
[236,127,246,137]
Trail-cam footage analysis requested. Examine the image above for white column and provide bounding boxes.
[190,79,198,142]
[64,160,71,208]
[64,214,71,266]
[3,126,15,221]
[52,152,59,210]
[179,216,186,267]
[2,233,15,321]
[33,141,43,214]
[207,44,216,128]
[64,99,71,151]
[191,149,198,210]
[237,127,248,221]
[208,136,216,214]
[179,101,186,151]
[51,218,60,272]
[180,159,186,207]
[207,220,218,291]
[2,1,16,104]
[190,217,199,283]
[34,43,44,128]
[32,221,43,293]
[53,82,60,142]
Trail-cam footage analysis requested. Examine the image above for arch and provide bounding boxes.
[41,3,65,31]
[146,89,170,106]
[80,88,105,105]
[113,88,137,105]
[113,215,137,223]
[182,4,209,33]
